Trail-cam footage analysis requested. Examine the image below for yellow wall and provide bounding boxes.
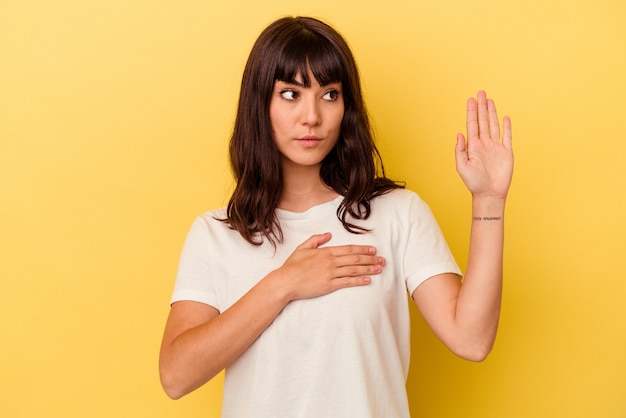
[1,1,625,417]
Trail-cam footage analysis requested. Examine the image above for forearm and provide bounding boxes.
[454,196,506,357]
[160,234,381,398]
[160,270,291,399]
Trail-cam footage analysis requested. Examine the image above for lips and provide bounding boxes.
[296,135,322,147]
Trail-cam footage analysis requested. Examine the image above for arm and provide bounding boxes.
[159,232,385,399]
[412,91,513,361]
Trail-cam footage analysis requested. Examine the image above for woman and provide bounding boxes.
[159,16,513,417]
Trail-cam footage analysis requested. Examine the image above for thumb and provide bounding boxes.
[297,232,332,250]
[455,133,467,154]
[455,133,468,166]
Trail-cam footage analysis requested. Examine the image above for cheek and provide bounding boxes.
[333,110,345,132]
[268,110,283,136]
[335,102,345,129]
[268,99,284,132]
[269,104,294,134]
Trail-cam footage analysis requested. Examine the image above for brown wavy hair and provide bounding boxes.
[224,16,403,246]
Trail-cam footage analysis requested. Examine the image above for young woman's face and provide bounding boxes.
[269,70,344,172]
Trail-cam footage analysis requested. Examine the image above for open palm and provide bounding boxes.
[455,91,514,199]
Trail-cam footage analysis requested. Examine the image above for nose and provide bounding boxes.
[301,97,321,127]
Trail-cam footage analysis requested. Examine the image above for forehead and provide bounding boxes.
[276,67,342,88]
[273,37,346,87]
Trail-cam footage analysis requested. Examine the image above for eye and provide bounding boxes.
[322,89,340,101]
[280,89,298,100]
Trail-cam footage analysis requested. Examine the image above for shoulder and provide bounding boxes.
[366,188,439,229]
[371,188,425,209]
[194,206,228,225]
[183,206,234,241]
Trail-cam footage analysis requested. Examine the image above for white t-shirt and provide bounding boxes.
[171,188,461,417]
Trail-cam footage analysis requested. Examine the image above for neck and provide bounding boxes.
[278,163,338,212]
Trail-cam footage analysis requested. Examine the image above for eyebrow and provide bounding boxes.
[276,79,305,87]
[276,79,341,88]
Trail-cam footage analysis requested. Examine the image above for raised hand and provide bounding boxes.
[276,232,384,301]
[455,91,514,200]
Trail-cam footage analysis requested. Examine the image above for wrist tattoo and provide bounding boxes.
[473,216,503,221]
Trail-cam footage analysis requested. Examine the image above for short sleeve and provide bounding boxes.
[170,216,220,310]
[404,193,462,295]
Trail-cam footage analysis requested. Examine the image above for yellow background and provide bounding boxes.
[1,1,625,417]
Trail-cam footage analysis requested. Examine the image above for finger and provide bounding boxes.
[334,253,384,269]
[335,263,383,278]
[296,232,332,250]
[477,91,489,139]
[455,133,468,172]
[487,98,501,141]
[455,133,467,160]
[329,276,372,290]
[502,116,512,149]
[328,244,377,257]
[466,97,479,141]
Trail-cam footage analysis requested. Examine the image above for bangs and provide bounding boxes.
[274,30,345,87]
